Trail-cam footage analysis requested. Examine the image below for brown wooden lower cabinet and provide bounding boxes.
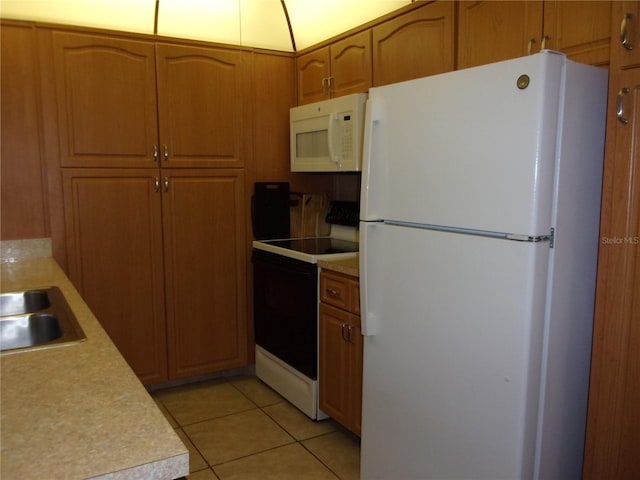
[63,168,247,384]
[163,170,247,379]
[319,270,362,436]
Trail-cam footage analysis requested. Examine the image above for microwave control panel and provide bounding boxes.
[340,114,353,159]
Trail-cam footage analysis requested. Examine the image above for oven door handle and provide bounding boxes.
[253,253,316,279]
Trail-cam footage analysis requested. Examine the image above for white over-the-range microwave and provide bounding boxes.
[290,93,367,172]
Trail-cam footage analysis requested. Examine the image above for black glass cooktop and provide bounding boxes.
[263,237,359,255]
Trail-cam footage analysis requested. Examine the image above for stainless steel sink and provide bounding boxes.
[0,287,86,353]
[0,289,51,316]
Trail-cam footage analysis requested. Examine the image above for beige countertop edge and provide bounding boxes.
[318,254,359,277]
[0,257,189,480]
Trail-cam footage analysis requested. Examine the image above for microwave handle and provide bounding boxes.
[327,113,340,166]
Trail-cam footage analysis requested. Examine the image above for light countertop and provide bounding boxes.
[318,254,359,278]
[0,255,189,479]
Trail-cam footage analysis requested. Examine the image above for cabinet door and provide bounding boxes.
[350,321,363,436]
[296,47,330,104]
[543,1,611,67]
[457,1,543,69]
[319,303,352,427]
[1,23,48,240]
[330,30,372,98]
[156,44,245,168]
[52,32,158,167]
[163,169,247,379]
[373,1,455,86]
[611,1,640,68]
[584,67,640,480]
[319,301,363,436]
[63,169,167,384]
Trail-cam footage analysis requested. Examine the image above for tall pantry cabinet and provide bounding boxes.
[55,31,247,384]
[584,2,640,478]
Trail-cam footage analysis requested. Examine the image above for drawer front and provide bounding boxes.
[320,270,359,314]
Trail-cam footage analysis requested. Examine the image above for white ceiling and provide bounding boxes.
[0,0,413,51]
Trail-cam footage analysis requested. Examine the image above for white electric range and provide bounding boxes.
[252,225,358,419]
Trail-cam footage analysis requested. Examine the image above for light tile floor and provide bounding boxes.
[151,376,361,480]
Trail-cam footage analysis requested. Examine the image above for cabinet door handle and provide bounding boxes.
[328,76,335,93]
[163,144,169,162]
[164,177,170,192]
[153,144,159,162]
[341,323,348,341]
[617,87,631,125]
[322,77,328,94]
[621,13,635,50]
[541,35,549,50]
[527,38,537,55]
[154,177,160,192]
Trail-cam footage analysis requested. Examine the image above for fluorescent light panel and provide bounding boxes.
[0,0,412,51]
[286,0,410,50]
[0,0,156,34]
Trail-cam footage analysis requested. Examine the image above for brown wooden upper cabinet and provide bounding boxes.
[52,31,244,168]
[156,44,244,167]
[542,1,612,67]
[457,1,611,70]
[296,30,372,105]
[52,32,158,168]
[372,1,455,86]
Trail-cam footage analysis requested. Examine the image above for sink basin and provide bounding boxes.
[0,287,86,354]
[1,314,63,350]
[0,289,51,316]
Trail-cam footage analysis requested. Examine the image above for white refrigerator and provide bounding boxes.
[359,51,607,479]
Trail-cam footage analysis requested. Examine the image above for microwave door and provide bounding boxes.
[290,93,367,172]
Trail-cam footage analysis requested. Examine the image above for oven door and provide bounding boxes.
[252,249,318,379]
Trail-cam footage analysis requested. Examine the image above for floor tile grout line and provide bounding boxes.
[298,436,346,480]
[207,438,300,472]
[152,375,357,479]
[171,405,261,429]
[174,425,217,477]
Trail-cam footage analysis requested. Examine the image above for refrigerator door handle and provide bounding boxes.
[360,221,379,336]
[360,97,383,221]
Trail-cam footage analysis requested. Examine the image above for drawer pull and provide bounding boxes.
[326,288,340,297]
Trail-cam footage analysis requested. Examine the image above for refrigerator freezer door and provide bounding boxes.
[360,223,550,479]
[361,52,565,237]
